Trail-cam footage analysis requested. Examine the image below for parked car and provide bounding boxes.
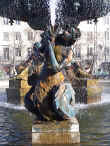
[93,69,110,79]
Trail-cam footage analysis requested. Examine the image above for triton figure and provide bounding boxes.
[24,25,81,122]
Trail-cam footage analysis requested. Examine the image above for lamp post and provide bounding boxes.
[93,18,98,73]
[105,31,107,61]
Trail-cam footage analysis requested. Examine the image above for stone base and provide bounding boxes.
[6,88,29,105]
[32,118,80,144]
[6,79,31,105]
[87,96,101,104]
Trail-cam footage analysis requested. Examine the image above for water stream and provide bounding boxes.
[49,0,59,26]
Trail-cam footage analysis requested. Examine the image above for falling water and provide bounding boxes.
[0,102,25,110]
[49,0,59,26]
[0,88,25,110]
[75,86,110,113]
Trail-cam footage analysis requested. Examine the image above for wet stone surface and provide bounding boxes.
[32,118,80,144]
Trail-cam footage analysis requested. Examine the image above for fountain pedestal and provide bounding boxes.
[32,117,80,144]
[6,79,31,105]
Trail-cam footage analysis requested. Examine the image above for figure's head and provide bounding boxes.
[40,24,81,47]
[54,25,81,46]
[33,42,41,49]
[63,26,81,43]
[33,42,41,57]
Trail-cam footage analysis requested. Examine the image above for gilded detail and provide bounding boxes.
[35,72,64,102]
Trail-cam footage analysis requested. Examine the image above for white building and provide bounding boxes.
[1,14,110,72]
[0,17,42,66]
[76,13,110,71]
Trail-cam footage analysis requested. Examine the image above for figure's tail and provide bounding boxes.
[24,87,46,121]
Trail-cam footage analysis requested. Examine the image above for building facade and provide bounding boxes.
[0,17,42,66]
[0,14,110,73]
[75,13,110,71]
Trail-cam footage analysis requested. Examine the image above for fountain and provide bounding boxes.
[0,0,110,144]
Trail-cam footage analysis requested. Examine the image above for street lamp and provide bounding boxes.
[93,17,98,72]
[105,31,107,61]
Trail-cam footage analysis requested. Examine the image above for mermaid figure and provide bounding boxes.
[24,25,81,122]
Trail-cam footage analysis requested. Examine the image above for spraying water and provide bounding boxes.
[75,90,110,113]
[49,0,59,26]
[0,102,25,110]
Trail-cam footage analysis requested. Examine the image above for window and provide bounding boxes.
[107,16,109,25]
[4,48,9,60]
[87,32,93,41]
[3,17,9,25]
[98,44,103,50]
[90,32,93,40]
[28,31,33,41]
[104,16,109,24]
[89,47,93,56]
[87,47,89,56]
[16,20,20,25]
[15,48,21,56]
[105,47,110,55]
[76,48,81,57]
[87,47,93,56]
[3,32,9,41]
[107,48,109,55]
[77,51,81,57]
[107,31,109,40]
[15,32,21,40]
[27,48,32,57]
[105,31,109,40]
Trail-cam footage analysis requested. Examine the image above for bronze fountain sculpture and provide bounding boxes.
[1,0,110,144]
[24,25,81,122]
